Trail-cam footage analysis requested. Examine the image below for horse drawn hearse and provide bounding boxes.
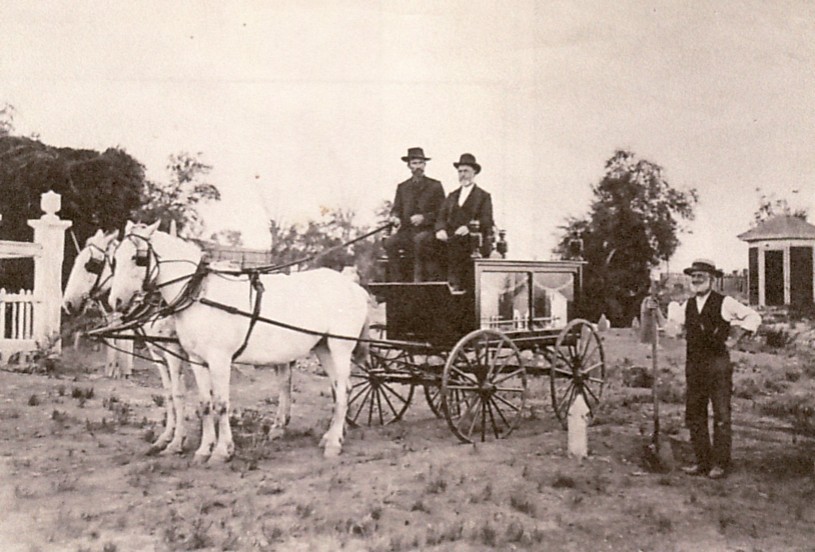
[82,220,605,461]
[348,243,605,444]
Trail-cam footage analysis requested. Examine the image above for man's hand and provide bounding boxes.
[435,229,449,242]
[454,225,469,237]
[727,327,751,351]
[410,214,425,226]
[642,296,659,310]
[389,216,401,229]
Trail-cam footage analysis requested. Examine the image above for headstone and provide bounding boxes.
[567,394,590,459]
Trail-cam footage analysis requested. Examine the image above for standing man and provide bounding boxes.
[667,259,761,479]
[384,147,445,282]
[431,153,494,290]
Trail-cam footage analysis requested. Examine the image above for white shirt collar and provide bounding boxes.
[695,290,712,312]
[458,183,475,206]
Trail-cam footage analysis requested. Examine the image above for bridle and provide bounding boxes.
[83,242,116,301]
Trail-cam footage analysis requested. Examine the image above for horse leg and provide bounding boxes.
[315,342,352,458]
[208,354,235,464]
[161,348,186,455]
[147,354,174,455]
[189,360,216,463]
[270,362,293,440]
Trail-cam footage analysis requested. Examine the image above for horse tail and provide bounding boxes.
[353,316,370,365]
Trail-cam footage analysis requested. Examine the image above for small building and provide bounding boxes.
[737,215,815,307]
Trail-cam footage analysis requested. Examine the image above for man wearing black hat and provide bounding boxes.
[430,153,494,290]
[667,259,761,479]
[384,147,445,282]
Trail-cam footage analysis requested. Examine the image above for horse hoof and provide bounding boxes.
[208,452,232,465]
[268,428,286,441]
[323,444,342,458]
[161,443,184,456]
[193,452,210,464]
[146,444,165,456]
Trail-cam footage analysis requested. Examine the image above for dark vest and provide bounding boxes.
[685,291,730,359]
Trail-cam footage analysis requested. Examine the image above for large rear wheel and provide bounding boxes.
[549,319,605,429]
[441,329,527,443]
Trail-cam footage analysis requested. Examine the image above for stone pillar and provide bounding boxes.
[27,191,72,353]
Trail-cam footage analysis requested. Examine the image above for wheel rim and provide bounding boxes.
[549,319,605,429]
[347,346,415,427]
[442,329,526,443]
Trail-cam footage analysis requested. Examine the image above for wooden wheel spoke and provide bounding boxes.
[485,399,500,439]
[492,367,525,386]
[378,385,403,419]
[481,396,487,442]
[582,385,599,413]
[446,384,480,392]
[349,387,372,422]
[375,388,384,425]
[488,396,511,427]
[379,381,410,405]
[580,361,604,376]
[556,383,576,419]
[367,385,377,425]
[494,385,525,394]
[492,392,522,412]
[348,383,371,406]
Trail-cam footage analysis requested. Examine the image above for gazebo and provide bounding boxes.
[737,215,815,307]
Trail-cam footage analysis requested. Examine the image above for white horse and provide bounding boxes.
[109,220,370,463]
[63,228,293,456]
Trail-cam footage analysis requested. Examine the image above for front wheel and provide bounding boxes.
[346,346,415,427]
[441,329,526,443]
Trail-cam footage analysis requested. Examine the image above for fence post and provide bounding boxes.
[27,191,72,353]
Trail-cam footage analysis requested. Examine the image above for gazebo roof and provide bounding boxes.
[737,215,815,242]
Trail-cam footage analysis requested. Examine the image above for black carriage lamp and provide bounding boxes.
[568,237,584,260]
[468,220,483,258]
[496,229,508,259]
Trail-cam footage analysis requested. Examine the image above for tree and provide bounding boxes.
[266,204,387,283]
[555,150,698,326]
[134,152,220,237]
[0,102,15,137]
[208,229,244,247]
[752,189,807,225]
[0,135,144,291]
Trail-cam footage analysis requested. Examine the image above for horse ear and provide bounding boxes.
[145,220,161,235]
[125,220,135,234]
[103,229,119,245]
[93,229,105,239]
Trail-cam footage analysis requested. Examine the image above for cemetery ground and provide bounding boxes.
[0,329,814,551]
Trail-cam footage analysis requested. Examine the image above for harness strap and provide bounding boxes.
[197,297,428,349]
[230,272,264,361]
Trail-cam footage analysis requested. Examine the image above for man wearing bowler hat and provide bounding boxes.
[664,258,761,479]
[384,147,446,282]
[430,153,494,290]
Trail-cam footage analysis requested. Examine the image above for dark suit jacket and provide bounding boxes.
[435,184,494,254]
[391,176,445,232]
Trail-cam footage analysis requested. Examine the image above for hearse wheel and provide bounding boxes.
[549,319,606,429]
[441,329,527,444]
[346,346,415,427]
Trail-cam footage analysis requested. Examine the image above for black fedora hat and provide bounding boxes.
[683,258,723,278]
[453,153,481,174]
[401,147,431,162]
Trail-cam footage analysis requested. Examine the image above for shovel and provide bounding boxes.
[640,272,674,472]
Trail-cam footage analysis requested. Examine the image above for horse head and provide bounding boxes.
[109,220,161,312]
[62,228,119,314]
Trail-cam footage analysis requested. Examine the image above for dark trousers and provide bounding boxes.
[685,354,732,471]
[383,229,439,282]
[445,235,472,289]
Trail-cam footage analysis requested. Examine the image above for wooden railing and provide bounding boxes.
[0,288,39,357]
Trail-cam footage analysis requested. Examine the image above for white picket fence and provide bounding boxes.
[0,191,72,362]
[0,289,38,358]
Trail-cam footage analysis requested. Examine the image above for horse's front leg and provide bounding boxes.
[208,354,235,464]
[189,360,216,463]
[147,354,174,455]
[270,362,293,439]
[315,344,350,458]
[161,348,186,455]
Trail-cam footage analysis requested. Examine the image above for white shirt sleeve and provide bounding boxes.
[720,296,762,333]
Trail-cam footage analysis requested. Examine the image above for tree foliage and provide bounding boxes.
[555,150,698,326]
[134,152,220,238]
[0,102,15,137]
[267,203,388,283]
[752,189,808,225]
[0,135,144,290]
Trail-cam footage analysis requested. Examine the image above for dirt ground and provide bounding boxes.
[1,329,813,552]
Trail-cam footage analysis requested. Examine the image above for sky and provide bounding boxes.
[1,0,813,272]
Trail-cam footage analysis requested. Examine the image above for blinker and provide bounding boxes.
[135,251,149,267]
[84,257,105,275]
